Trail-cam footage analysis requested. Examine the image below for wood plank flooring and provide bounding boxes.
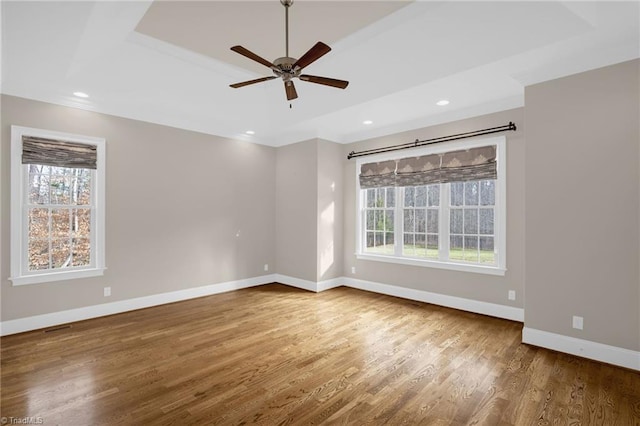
[2,283,639,425]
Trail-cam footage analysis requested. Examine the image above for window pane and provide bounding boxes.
[464,236,479,261]
[386,188,395,208]
[366,189,375,208]
[427,185,440,207]
[375,188,385,207]
[50,175,72,204]
[366,231,374,248]
[375,232,384,247]
[74,209,91,238]
[28,173,50,204]
[28,164,50,175]
[450,209,462,234]
[385,210,394,232]
[415,209,426,233]
[480,180,495,206]
[415,234,426,250]
[450,235,463,261]
[426,234,438,259]
[366,210,375,231]
[72,238,91,267]
[51,166,72,176]
[479,208,494,235]
[74,170,92,206]
[374,211,383,231]
[403,233,415,256]
[51,239,71,268]
[51,209,70,239]
[464,209,478,234]
[415,186,427,207]
[404,187,415,207]
[427,209,438,233]
[464,181,479,206]
[29,208,49,240]
[28,240,49,271]
[450,182,464,206]
[385,232,394,254]
[404,209,414,233]
[479,237,495,264]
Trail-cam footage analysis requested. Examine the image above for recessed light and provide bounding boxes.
[73,92,89,98]
[436,99,450,106]
[363,120,373,125]
[245,130,255,135]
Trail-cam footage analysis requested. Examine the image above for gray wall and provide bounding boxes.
[275,139,318,282]
[342,108,526,309]
[525,59,640,351]
[275,138,345,283]
[317,139,344,281]
[1,95,277,321]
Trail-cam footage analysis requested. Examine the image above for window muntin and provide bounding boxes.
[356,137,505,275]
[10,126,106,286]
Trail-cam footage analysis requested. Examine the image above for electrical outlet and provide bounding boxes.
[351,266,356,274]
[508,290,516,301]
[264,264,269,272]
[572,316,583,330]
[104,287,111,297]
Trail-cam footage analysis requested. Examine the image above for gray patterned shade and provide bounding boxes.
[359,160,397,189]
[360,145,496,188]
[22,136,97,169]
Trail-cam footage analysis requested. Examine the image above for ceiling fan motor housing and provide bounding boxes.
[273,57,300,81]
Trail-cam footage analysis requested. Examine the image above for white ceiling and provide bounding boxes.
[2,1,639,147]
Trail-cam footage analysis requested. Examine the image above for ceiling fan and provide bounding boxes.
[229,0,349,101]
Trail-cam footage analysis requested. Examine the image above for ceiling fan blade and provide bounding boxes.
[230,45,275,69]
[285,80,298,101]
[299,75,349,89]
[230,76,277,88]
[292,42,331,70]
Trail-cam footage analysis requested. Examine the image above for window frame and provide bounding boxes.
[10,126,106,286]
[355,136,506,276]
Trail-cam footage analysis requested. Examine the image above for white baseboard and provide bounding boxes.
[341,277,524,322]
[523,327,640,371]
[0,274,277,336]
[317,277,343,292]
[273,274,344,293]
[273,274,318,292]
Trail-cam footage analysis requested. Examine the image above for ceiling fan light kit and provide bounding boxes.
[229,0,349,101]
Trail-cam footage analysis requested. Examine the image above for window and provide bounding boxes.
[356,136,505,275]
[10,126,106,285]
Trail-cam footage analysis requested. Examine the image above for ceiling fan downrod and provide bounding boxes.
[281,0,293,58]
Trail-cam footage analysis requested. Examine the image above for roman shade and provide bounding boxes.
[22,136,97,169]
[359,160,397,189]
[360,145,496,188]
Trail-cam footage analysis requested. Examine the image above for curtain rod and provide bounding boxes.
[347,121,517,160]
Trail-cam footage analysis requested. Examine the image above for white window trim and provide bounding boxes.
[355,135,506,276]
[10,126,106,286]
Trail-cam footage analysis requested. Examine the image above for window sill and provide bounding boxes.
[10,267,106,286]
[356,253,506,276]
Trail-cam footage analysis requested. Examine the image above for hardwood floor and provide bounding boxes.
[2,283,639,425]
